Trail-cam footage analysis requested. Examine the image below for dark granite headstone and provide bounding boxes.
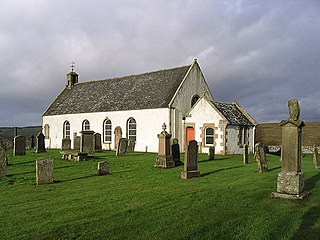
[36,132,46,153]
[172,143,182,166]
[13,135,26,156]
[98,161,109,176]
[127,140,136,153]
[208,146,215,160]
[94,133,102,152]
[73,136,81,150]
[116,138,128,156]
[30,135,35,148]
[181,140,200,179]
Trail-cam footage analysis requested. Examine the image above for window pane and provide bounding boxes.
[206,128,214,135]
[206,137,214,144]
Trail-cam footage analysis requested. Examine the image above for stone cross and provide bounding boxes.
[254,142,268,173]
[36,158,53,185]
[181,140,200,179]
[272,99,309,200]
[154,123,174,168]
[36,132,46,153]
[98,161,109,176]
[13,135,26,156]
[243,144,248,164]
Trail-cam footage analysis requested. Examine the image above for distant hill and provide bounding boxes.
[0,126,42,142]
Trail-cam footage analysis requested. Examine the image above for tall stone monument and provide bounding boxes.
[114,126,122,150]
[154,123,175,168]
[272,99,309,200]
[36,132,46,153]
[181,140,200,179]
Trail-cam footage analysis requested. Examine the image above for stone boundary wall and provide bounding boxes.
[255,122,320,152]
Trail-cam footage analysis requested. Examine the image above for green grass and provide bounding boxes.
[1,150,320,240]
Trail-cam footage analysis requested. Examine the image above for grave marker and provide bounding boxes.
[127,140,136,153]
[30,135,35,148]
[13,135,26,156]
[313,145,320,169]
[73,136,81,150]
[61,138,71,150]
[181,140,200,179]
[254,142,268,173]
[36,158,53,185]
[171,138,182,166]
[208,146,215,160]
[154,123,174,168]
[243,144,248,164]
[116,138,128,156]
[98,161,110,175]
[80,131,95,155]
[0,144,7,178]
[36,132,46,153]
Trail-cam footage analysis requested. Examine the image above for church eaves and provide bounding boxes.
[43,65,192,116]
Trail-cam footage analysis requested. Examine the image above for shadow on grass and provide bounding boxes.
[200,165,243,177]
[268,166,281,172]
[305,172,320,191]
[12,160,35,165]
[292,205,320,240]
[55,174,97,183]
[7,171,35,176]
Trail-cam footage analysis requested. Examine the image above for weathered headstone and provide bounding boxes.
[98,161,110,176]
[116,138,128,156]
[30,135,35,148]
[61,138,71,150]
[80,130,95,155]
[36,158,53,185]
[243,144,248,164]
[0,144,7,178]
[114,126,122,150]
[272,99,309,200]
[254,142,268,173]
[13,135,26,156]
[313,145,320,169]
[172,139,182,166]
[36,132,46,153]
[94,133,102,152]
[208,146,215,160]
[73,136,81,150]
[181,140,200,179]
[154,123,175,168]
[127,140,136,153]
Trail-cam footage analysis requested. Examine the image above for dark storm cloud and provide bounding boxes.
[0,0,319,126]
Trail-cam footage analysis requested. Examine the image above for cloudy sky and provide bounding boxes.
[0,0,319,126]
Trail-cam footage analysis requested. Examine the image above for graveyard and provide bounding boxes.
[1,149,320,239]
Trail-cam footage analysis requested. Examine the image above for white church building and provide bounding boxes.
[42,59,256,154]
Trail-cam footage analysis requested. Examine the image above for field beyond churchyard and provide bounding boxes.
[1,150,320,240]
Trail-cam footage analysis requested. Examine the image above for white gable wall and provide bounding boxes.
[184,98,225,154]
[42,108,169,152]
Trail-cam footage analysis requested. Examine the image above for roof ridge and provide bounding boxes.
[76,64,192,85]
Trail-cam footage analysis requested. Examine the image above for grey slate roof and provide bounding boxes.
[212,101,253,125]
[43,65,191,116]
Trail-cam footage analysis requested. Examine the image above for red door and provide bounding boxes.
[186,127,195,142]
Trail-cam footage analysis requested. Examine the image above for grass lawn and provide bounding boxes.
[1,150,320,240]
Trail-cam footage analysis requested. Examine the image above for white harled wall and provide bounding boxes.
[43,108,169,152]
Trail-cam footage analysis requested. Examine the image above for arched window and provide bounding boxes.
[205,128,214,145]
[82,119,90,131]
[191,94,200,107]
[103,119,112,142]
[44,124,50,139]
[127,117,136,142]
[63,121,70,139]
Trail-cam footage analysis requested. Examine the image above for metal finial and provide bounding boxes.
[162,123,166,131]
[71,62,75,72]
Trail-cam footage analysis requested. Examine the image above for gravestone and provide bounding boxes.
[80,131,95,155]
[61,138,71,150]
[36,158,53,185]
[13,135,26,156]
[36,132,46,153]
[171,139,182,166]
[127,140,136,153]
[181,140,200,179]
[30,135,35,148]
[98,161,110,176]
[73,136,81,150]
[208,146,215,160]
[254,142,268,173]
[272,99,309,200]
[243,144,248,164]
[94,133,102,152]
[13,127,18,138]
[116,138,128,156]
[0,143,7,178]
[313,145,320,169]
[114,126,122,150]
[154,123,175,168]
